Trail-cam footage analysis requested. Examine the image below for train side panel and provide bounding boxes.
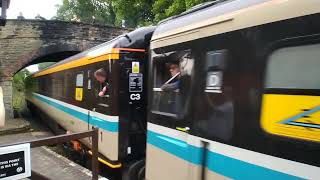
[146,0,320,179]
[27,59,121,162]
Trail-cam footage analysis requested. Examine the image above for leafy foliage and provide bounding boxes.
[37,62,56,71]
[12,62,56,110]
[112,0,155,27]
[13,69,31,110]
[55,0,214,28]
[55,0,116,25]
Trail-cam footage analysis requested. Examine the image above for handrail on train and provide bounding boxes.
[0,127,99,180]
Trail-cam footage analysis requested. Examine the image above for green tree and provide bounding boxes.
[55,0,214,27]
[12,69,31,110]
[13,69,30,93]
[56,0,154,27]
[112,0,155,27]
[37,62,56,71]
[152,0,213,23]
[56,0,116,25]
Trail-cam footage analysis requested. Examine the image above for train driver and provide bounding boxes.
[161,62,181,91]
[94,68,110,97]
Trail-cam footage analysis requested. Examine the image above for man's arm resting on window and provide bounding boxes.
[161,81,180,91]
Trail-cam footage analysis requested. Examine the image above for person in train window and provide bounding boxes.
[94,68,110,97]
[160,62,181,91]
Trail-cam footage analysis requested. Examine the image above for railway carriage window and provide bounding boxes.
[52,76,63,98]
[265,44,320,89]
[45,77,53,96]
[93,67,111,112]
[261,43,320,142]
[64,72,72,99]
[152,50,194,117]
[94,68,110,98]
[39,77,46,94]
[194,50,234,141]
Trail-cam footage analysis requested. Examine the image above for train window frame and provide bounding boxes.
[265,43,320,90]
[261,37,320,143]
[151,49,195,119]
[92,66,112,113]
[52,73,64,98]
[64,72,72,101]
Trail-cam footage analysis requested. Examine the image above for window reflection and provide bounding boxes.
[194,49,234,141]
[194,87,234,141]
[152,50,194,116]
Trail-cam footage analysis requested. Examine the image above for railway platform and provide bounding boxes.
[0,118,30,135]
[0,118,107,180]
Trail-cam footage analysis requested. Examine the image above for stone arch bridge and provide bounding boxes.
[0,19,129,119]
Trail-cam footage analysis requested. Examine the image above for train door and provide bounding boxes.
[88,60,119,161]
[190,48,235,180]
[64,71,90,134]
[118,50,148,163]
[89,60,113,128]
[146,49,195,180]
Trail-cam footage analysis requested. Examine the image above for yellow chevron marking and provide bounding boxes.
[261,94,320,142]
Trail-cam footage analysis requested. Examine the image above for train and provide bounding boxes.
[26,0,320,179]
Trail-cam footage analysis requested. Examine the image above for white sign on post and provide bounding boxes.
[0,144,31,180]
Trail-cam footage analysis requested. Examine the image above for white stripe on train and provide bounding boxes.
[148,122,320,179]
[33,93,119,122]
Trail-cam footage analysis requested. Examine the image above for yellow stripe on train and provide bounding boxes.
[33,49,120,78]
[260,94,320,143]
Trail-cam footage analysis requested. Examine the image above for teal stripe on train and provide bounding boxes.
[147,130,302,180]
[33,93,118,132]
[147,130,203,165]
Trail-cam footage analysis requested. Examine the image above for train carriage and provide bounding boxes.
[26,27,155,176]
[146,0,320,179]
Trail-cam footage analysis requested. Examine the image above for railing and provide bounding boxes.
[0,128,99,180]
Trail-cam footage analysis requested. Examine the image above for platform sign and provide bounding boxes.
[0,144,31,180]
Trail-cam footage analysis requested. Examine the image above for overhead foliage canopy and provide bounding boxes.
[55,0,214,28]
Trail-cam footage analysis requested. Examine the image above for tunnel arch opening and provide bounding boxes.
[10,48,81,119]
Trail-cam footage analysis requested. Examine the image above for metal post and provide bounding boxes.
[91,127,99,180]
[1,0,8,19]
